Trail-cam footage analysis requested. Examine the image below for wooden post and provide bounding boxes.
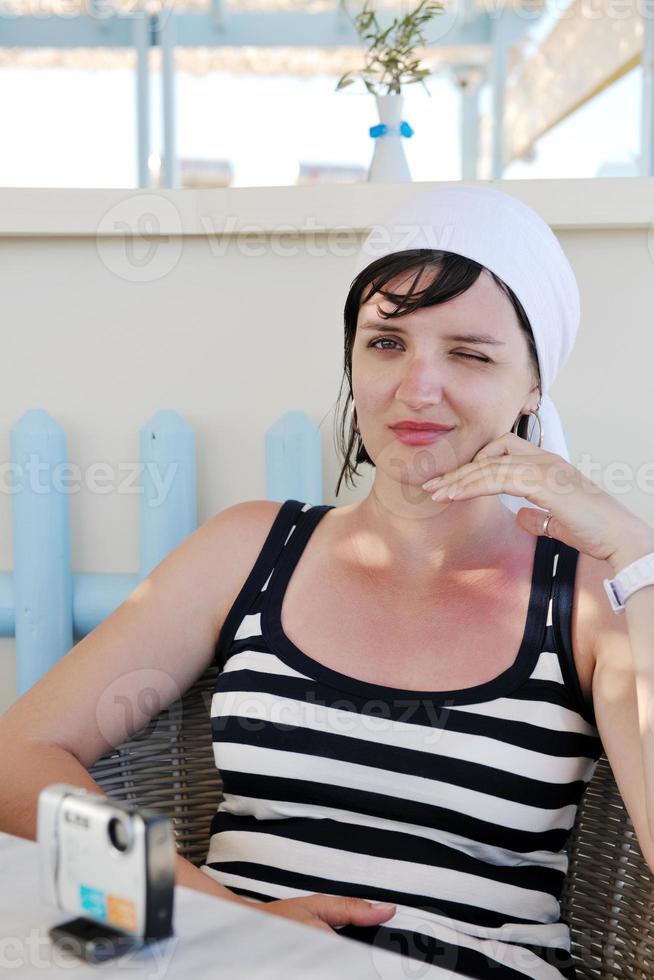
[139,410,196,581]
[266,410,322,505]
[10,410,73,696]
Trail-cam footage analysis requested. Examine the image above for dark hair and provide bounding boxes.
[333,249,541,497]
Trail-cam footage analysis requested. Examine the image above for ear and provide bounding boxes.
[521,383,541,416]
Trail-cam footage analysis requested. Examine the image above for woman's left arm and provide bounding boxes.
[590,529,654,873]
[421,432,654,871]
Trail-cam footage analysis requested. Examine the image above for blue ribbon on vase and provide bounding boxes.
[369,121,414,139]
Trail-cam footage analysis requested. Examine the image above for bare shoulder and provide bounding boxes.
[206,497,284,545]
[201,498,285,627]
[0,498,286,770]
[570,549,628,699]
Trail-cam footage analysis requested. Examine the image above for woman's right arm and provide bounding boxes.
[0,499,284,906]
[0,497,396,932]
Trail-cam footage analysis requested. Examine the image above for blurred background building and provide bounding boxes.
[0,0,650,187]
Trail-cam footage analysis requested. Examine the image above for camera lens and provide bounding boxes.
[108,816,132,852]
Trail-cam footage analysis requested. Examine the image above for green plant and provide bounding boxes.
[335,0,445,97]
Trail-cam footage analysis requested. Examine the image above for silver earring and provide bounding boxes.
[512,405,544,448]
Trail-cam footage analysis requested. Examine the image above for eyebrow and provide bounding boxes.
[358,322,506,346]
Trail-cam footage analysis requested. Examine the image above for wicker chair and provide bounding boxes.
[89,664,654,978]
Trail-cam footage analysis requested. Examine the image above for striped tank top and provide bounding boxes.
[201,499,604,980]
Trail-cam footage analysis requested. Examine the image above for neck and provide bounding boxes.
[349,481,525,586]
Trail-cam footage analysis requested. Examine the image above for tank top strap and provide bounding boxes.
[550,540,598,728]
[214,498,309,670]
[263,501,336,616]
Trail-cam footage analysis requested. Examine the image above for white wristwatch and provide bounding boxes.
[603,550,654,614]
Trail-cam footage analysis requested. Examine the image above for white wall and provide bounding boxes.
[1,178,653,712]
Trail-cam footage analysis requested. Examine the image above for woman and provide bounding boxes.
[199,187,654,978]
[2,185,654,979]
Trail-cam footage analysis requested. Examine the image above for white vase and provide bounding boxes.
[367,92,413,183]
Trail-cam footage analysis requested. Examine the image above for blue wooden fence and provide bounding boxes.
[0,408,323,696]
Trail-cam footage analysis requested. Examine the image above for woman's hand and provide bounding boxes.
[247,893,397,934]
[421,432,653,567]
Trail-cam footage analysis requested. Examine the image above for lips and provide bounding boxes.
[391,428,452,446]
[390,424,454,433]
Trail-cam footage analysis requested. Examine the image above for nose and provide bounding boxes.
[394,353,447,408]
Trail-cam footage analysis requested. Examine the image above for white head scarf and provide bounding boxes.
[348,184,580,516]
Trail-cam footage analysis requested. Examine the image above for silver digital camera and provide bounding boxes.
[37,784,175,963]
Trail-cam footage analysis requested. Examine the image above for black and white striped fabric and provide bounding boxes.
[201,499,603,979]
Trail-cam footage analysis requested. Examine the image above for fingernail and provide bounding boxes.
[371,902,396,912]
[422,478,442,489]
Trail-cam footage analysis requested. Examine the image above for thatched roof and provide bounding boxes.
[3,0,431,11]
[0,0,501,74]
[0,44,489,75]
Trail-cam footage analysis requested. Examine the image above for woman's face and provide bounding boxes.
[351,268,540,479]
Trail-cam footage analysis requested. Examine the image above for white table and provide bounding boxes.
[0,832,469,979]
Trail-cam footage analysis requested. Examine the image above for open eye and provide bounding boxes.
[367,338,402,351]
